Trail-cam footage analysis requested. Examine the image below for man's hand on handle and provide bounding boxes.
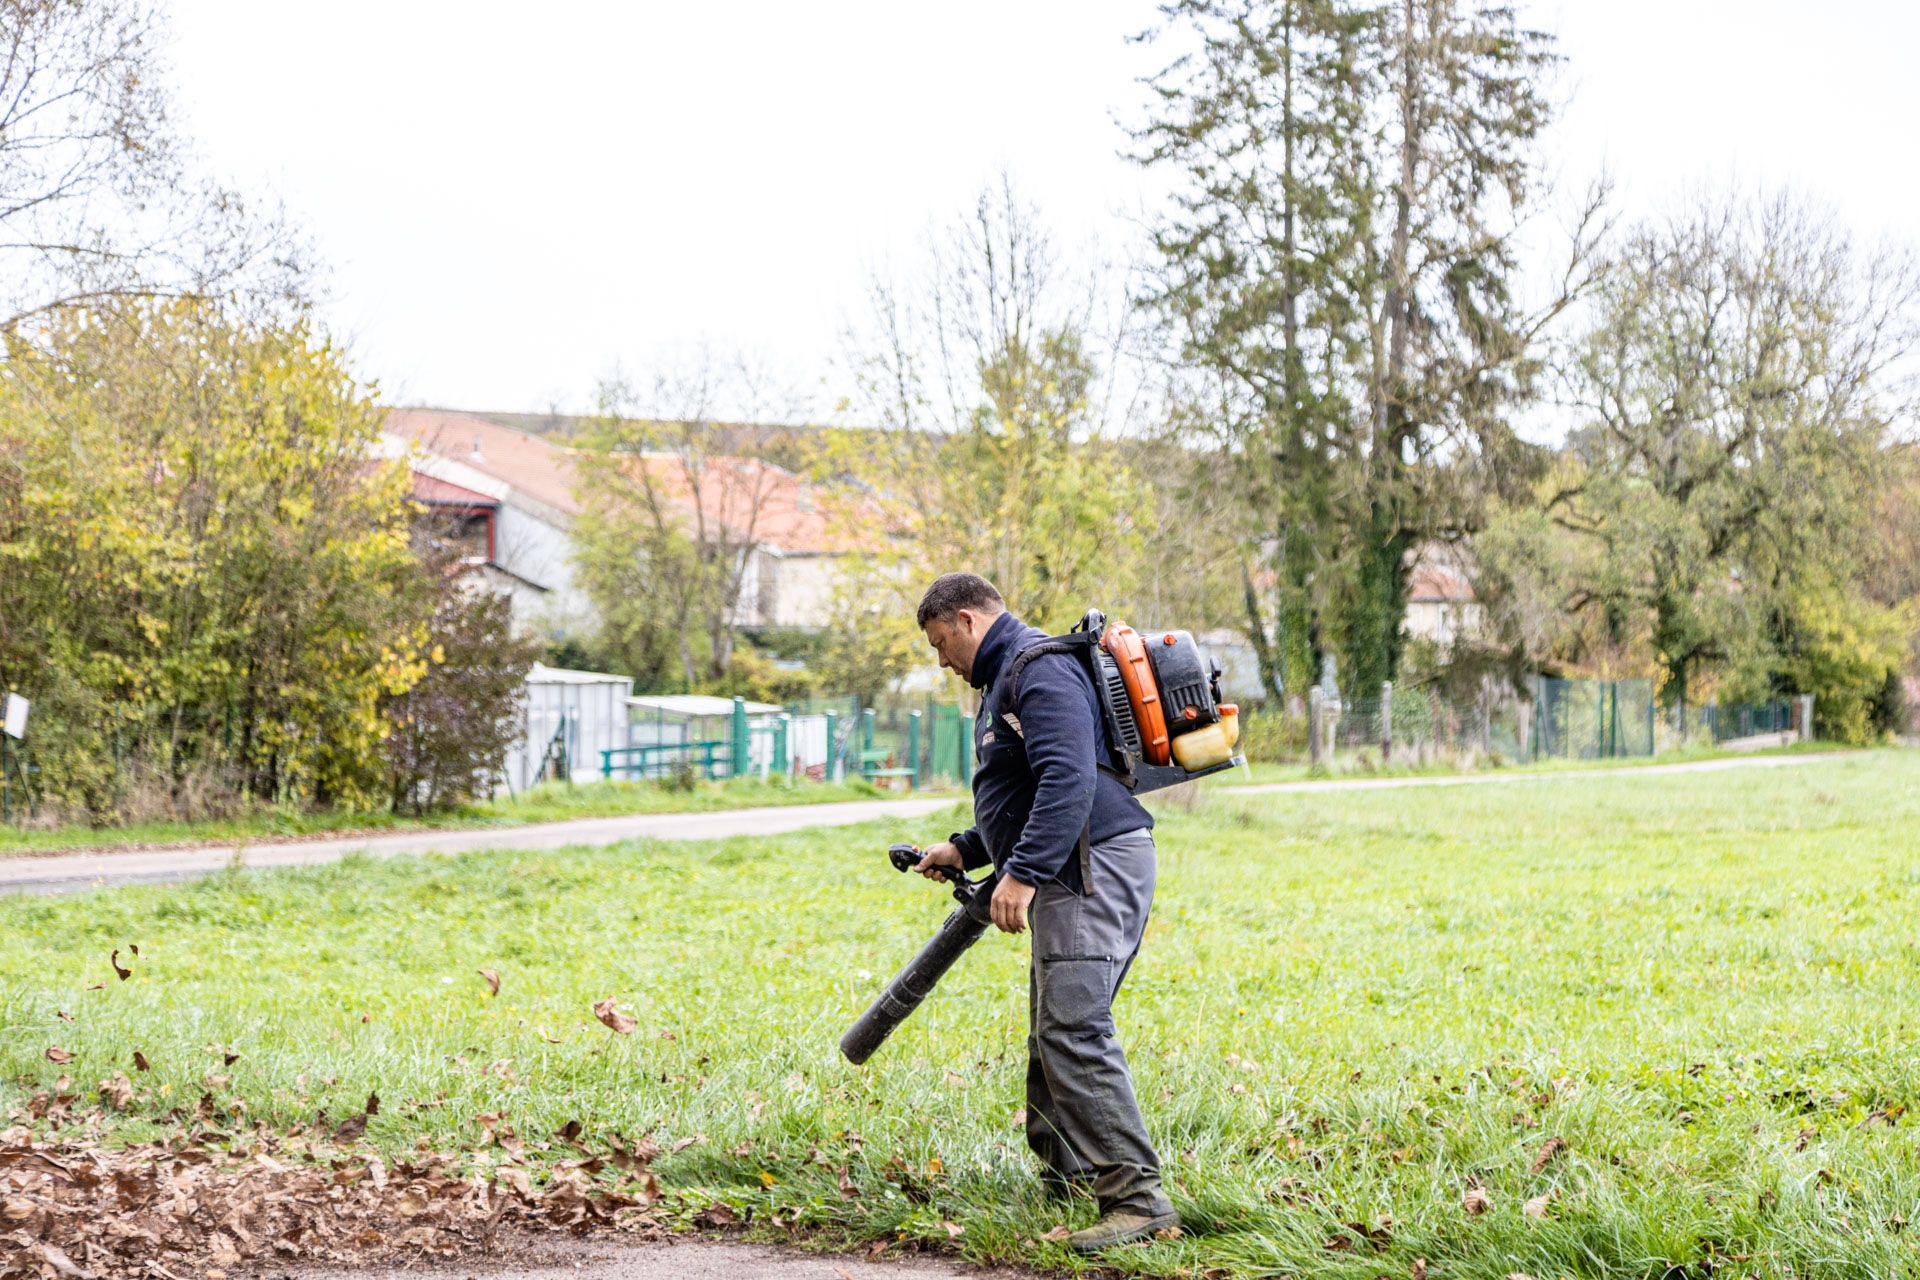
[912,842,965,881]
[913,842,1034,934]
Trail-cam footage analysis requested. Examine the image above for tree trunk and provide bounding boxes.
[1240,557,1286,702]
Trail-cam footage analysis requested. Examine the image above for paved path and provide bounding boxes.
[308,1236,1035,1280]
[0,752,1846,897]
[0,797,956,895]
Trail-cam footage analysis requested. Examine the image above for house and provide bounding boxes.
[383,408,591,639]
[381,407,873,640]
[1403,555,1482,649]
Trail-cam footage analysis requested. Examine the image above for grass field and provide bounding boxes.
[3,751,1917,1277]
[0,773,913,856]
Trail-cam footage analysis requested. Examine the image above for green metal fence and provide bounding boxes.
[1535,678,1655,759]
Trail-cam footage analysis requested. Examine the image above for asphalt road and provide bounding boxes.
[306,1236,1038,1280]
[0,751,1841,897]
[0,796,958,896]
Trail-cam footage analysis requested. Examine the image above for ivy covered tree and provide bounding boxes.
[1137,0,1602,697]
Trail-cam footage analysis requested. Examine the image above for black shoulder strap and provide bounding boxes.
[1003,635,1097,700]
[1001,633,1103,897]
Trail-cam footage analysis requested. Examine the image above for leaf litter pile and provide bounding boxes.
[1,1082,673,1279]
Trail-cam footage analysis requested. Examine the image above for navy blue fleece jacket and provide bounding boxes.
[950,612,1153,891]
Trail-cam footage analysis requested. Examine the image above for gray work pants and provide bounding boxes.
[1023,827,1173,1217]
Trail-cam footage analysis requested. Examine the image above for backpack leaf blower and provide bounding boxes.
[839,609,1244,1065]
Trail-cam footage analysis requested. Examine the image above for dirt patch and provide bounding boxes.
[0,1096,1046,1280]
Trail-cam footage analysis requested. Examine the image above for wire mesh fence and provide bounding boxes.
[1241,677,1683,766]
[1536,678,1655,760]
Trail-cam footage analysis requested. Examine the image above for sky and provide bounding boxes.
[165,1,1920,417]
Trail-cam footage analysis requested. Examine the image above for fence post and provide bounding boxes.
[1517,683,1534,763]
[960,713,974,782]
[1379,681,1393,763]
[730,697,748,780]
[1799,693,1816,742]
[1308,687,1325,766]
[908,710,922,790]
[825,709,839,782]
[774,714,789,779]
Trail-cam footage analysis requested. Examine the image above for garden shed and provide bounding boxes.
[503,664,634,790]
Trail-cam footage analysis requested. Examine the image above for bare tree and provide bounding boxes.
[574,350,810,687]
[843,177,1154,632]
[0,0,307,331]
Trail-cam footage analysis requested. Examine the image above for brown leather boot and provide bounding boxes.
[1068,1208,1181,1252]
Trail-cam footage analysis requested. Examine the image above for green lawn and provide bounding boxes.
[0,773,925,856]
[3,751,1918,1277]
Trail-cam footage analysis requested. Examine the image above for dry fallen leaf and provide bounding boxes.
[1041,1224,1072,1243]
[837,1270,857,1280]
[1155,1225,1184,1240]
[944,1069,969,1089]
[479,968,501,996]
[1530,1135,1568,1174]
[1412,1259,1429,1280]
[45,1046,72,1064]
[592,997,636,1034]
[365,1090,381,1115]
[1524,1194,1552,1218]
[55,1010,73,1022]
[333,1112,369,1142]
[97,1071,134,1110]
[83,983,104,991]
[1463,1187,1491,1215]
[1011,1108,1027,1127]
[943,1220,964,1238]
[670,1134,703,1154]
[110,949,131,981]
[132,1049,151,1072]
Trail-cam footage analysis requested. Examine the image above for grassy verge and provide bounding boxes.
[3,751,1918,1276]
[1217,736,1842,787]
[0,773,941,857]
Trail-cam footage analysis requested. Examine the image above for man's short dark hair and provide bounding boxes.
[916,572,1005,629]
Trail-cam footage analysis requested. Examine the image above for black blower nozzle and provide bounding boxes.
[839,844,998,1065]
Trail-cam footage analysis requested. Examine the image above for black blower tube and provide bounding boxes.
[839,850,999,1065]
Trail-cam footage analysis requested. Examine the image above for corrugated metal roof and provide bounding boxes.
[525,663,633,686]
[626,694,784,717]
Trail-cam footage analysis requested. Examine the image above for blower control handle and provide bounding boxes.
[888,841,969,886]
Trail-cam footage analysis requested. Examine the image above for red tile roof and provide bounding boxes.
[387,408,582,516]
[1407,565,1475,604]
[411,473,498,507]
[386,407,876,554]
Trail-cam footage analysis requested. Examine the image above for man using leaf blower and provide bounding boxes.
[909,572,1179,1251]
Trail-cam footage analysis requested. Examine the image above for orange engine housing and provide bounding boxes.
[1100,622,1171,765]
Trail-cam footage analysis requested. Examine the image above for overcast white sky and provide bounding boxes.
[166,1,1919,416]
